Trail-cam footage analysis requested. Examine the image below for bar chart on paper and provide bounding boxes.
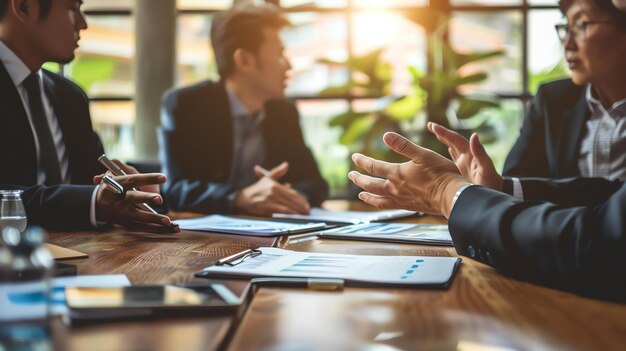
[199,248,461,288]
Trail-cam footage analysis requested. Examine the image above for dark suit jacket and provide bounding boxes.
[449,177,625,301]
[160,80,328,213]
[0,62,105,229]
[503,79,589,178]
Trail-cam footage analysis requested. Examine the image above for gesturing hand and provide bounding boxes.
[96,173,175,233]
[234,162,310,216]
[427,122,503,191]
[348,132,469,218]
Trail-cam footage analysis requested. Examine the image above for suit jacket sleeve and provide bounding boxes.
[276,103,329,207]
[502,85,552,177]
[159,90,236,213]
[1,184,96,230]
[449,180,626,299]
[502,177,621,206]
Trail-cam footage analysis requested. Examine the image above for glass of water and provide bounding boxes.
[0,190,27,232]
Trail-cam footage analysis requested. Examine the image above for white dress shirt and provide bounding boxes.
[578,85,626,180]
[225,87,267,188]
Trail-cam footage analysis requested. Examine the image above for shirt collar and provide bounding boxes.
[586,84,626,119]
[0,40,39,87]
[225,85,266,122]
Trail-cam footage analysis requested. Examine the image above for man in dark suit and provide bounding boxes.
[504,0,626,180]
[0,0,174,232]
[349,125,626,300]
[160,5,328,216]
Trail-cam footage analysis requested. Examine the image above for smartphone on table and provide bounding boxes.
[65,284,240,324]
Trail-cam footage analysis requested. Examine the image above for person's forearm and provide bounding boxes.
[440,177,471,218]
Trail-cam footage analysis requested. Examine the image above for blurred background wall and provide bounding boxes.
[47,0,568,198]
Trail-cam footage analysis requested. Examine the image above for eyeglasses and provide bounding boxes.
[555,20,617,43]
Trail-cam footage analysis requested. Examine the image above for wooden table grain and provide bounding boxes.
[47,227,275,351]
[45,201,626,351]
[226,204,626,351]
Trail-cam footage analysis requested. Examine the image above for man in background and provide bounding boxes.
[0,0,174,232]
[160,4,328,216]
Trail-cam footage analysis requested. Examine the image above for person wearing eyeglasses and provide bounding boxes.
[503,0,626,186]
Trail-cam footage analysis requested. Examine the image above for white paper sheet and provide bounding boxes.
[273,208,418,224]
[319,223,453,245]
[201,247,459,286]
[176,214,326,236]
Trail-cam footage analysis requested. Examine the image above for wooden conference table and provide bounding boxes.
[48,201,626,351]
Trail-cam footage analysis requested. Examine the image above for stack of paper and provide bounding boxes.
[273,208,418,224]
[176,215,326,237]
[198,247,460,288]
[318,223,453,246]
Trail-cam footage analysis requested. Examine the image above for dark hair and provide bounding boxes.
[0,0,53,21]
[211,4,289,79]
[559,0,626,29]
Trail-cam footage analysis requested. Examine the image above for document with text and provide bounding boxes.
[176,215,326,236]
[318,223,453,246]
[198,247,460,288]
[273,207,418,224]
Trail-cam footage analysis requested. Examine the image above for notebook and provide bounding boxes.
[175,215,326,237]
[197,247,461,289]
[272,207,418,224]
[317,223,453,246]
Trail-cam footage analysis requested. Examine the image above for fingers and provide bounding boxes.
[125,207,172,226]
[268,162,289,180]
[448,147,458,162]
[115,173,166,189]
[112,159,138,175]
[357,192,401,210]
[254,162,289,181]
[351,153,397,180]
[123,189,164,206]
[254,165,267,178]
[348,171,390,196]
[428,122,469,154]
[382,132,422,160]
[93,174,104,185]
[270,183,310,214]
[469,133,492,169]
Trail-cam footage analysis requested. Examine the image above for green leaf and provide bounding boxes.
[385,95,425,121]
[320,84,353,96]
[456,97,500,119]
[454,73,488,86]
[329,110,368,128]
[442,43,505,70]
[340,115,375,146]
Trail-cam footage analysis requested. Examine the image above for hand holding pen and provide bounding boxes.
[94,155,179,233]
[96,173,178,234]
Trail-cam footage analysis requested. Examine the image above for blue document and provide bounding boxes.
[176,215,326,237]
[317,223,453,246]
[198,247,461,288]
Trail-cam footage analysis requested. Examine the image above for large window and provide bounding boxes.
[72,0,566,197]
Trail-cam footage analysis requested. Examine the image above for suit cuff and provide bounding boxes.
[90,186,99,227]
[511,177,524,200]
[451,184,474,211]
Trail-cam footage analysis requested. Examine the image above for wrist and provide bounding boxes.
[439,176,470,218]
